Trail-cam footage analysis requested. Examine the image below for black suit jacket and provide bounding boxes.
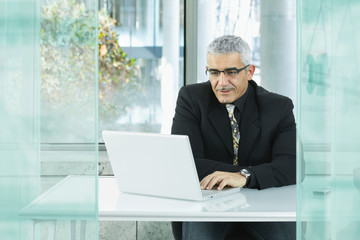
[171,80,296,189]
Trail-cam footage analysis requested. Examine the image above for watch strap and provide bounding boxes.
[241,168,251,188]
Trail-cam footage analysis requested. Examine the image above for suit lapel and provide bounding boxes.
[239,84,261,164]
[208,100,233,156]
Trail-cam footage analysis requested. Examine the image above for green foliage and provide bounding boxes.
[40,0,95,117]
[41,0,95,47]
[40,0,140,122]
[98,9,140,120]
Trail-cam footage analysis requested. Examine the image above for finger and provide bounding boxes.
[217,179,229,191]
[200,171,225,190]
[200,175,210,189]
[200,175,213,190]
[206,175,222,190]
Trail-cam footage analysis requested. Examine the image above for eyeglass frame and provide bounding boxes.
[205,65,250,78]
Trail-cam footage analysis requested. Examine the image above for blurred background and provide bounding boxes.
[1,0,359,239]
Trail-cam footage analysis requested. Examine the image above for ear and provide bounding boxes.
[247,64,255,80]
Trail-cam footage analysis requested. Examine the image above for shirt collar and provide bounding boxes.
[232,84,250,115]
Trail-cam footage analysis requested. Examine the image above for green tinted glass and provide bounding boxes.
[297,0,360,239]
[0,0,98,239]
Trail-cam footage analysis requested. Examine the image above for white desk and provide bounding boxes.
[20,176,97,240]
[21,176,97,220]
[21,175,296,239]
[21,175,296,221]
[100,176,296,222]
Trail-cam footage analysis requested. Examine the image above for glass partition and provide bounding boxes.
[297,0,360,239]
[0,0,98,239]
[0,1,40,238]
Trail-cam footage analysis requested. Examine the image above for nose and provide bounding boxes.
[219,72,229,86]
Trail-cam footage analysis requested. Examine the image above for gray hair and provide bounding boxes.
[207,35,251,66]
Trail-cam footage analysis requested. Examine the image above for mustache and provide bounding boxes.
[216,86,235,91]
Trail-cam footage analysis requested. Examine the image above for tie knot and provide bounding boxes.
[225,104,235,116]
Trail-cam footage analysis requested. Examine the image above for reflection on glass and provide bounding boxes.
[297,0,360,239]
[40,0,97,143]
[1,0,40,238]
[39,0,98,236]
[0,0,98,239]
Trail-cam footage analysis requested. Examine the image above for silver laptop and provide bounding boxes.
[102,131,240,201]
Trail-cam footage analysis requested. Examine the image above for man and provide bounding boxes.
[171,35,296,239]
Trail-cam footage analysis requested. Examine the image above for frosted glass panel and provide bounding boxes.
[297,0,360,239]
[40,0,97,143]
[0,0,40,238]
[0,0,98,239]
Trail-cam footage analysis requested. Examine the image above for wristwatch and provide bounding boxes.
[240,169,251,188]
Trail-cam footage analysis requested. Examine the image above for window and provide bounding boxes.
[98,0,184,138]
[196,0,261,84]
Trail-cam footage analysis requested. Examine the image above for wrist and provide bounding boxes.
[240,169,251,188]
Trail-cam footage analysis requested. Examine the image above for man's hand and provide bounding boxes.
[200,171,247,191]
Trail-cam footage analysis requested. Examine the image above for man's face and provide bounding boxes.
[207,53,255,104]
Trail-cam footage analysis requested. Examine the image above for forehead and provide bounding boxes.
[207,52,243,69]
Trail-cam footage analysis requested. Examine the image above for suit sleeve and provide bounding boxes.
[171,86,241,180]
[249,98,296,189]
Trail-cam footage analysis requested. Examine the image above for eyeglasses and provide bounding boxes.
[205,65,250,79]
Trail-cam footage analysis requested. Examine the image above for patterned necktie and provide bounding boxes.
[225,104,240,165]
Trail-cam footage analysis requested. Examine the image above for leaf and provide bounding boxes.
[100,44,107,58]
